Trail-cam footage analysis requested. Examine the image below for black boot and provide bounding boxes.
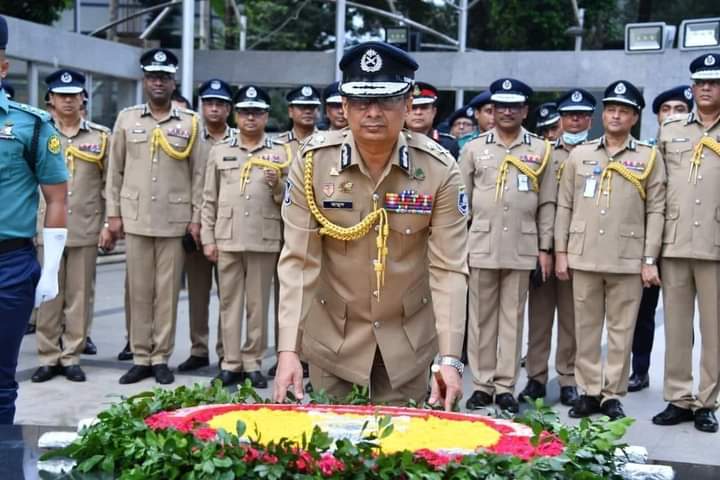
[117,342,133,361]
[82,337,97,355]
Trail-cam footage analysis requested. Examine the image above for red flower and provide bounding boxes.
[243,446,261,463]
[414,449,463,470]
[193,427,217,441]
[318,452,345,477]
[487,433,564,461]
[293,450,314,473]
[261,453,279,464]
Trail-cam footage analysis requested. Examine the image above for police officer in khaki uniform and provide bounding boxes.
[555,80,665,420]
[652,54,720,433]
[106,49,203,385]
[276,85,321,160]
[272,42,467,410]
[534,102,562,141]
[460,78,555,413]
[177,79,233,372]
[520,89,596,406]
[202,85,288,389]
[30,69,113,383]
[323,82,347,130]
[406,82,460,158]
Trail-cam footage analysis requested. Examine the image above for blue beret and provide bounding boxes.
[286,85,321,106]
[323,82,342,104]
[489,78,533,103]
[0,16,7,50]
[339,41,418,98]
[234,85,270,110]
[467,91,492,110]
[535,102,560,129]
[141,48,178,74]
[557,88,596,113]
[447,106,477,127]
[690,53,720,81]
[603,80,644,111]
[45,69,85,94]
[199,79,232,103]
[652,85,693,114]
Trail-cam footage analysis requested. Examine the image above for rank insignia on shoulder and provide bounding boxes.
[384,190,433,215]
[322,200,353,209]
[0,124,14,139]
[340,144,351,169]
[283,179,293,206]
[48,134,62,154]
[458,185,468,216]
[399,145,409,171]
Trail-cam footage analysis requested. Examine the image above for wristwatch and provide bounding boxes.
[643,256,656,266]
[436,356,464,375]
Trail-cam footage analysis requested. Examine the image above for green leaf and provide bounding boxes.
[213,457,233,468]
[236,420,247,438]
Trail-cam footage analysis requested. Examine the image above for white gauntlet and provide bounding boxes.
[34,228,67,307]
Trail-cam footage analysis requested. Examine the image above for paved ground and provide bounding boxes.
[14,261,720,467]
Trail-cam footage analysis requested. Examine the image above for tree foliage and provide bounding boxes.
[0,0,69,25]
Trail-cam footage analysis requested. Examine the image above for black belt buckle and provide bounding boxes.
[0,238,33,254]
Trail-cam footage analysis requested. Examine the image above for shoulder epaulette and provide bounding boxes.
[662,115,684,126]
[8,101,50,122]
[301,130,344,154]
[264,136,274,149]
[438,131,455,140]
[178,107,197,117]
[405,131,452,166]
[119,104,144,114]
[86,120,111,134]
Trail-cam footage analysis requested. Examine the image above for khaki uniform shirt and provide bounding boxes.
[201,134,287,252]
[459,128,555,270]
[659,112,720,261]
[278,129,468,388]
[37,119,110,247]
[275,128,316,163]
[106,104,203,237]
[555,136,666,274]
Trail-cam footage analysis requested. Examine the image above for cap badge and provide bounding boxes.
[540,108,549,117]
[413,85,421,96]
[502,80,512,90]
[684,88,693,100]
[571,91,583,102]
[360,49,382,73]
[301,86,312,97]
[705,55,716,67]
[60,72,72,84]
[210,80,221,90]
[246,87,257,98]
[614,82,627,95]
[153,51,167,63]
[466,107,474,117]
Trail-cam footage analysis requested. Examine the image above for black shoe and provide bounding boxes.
[245,371,268,389]
[152,364,174,385]
[496,393,519,413]
[25,323,36,335]
[519,379,546,402]
[177,355,210,372]
[31,365,59,383]
[301,361,309,378]
[628,372,649,392]
[267,362,277,377]
[569,395,601,418]
[214,370,245,387]
[117,342,133,361]
[82,337,97,355]
[465,390,493,410]
[652,403,694,426]
[600,399,626,420]
[694,408,719,433]
[119,365,153,384]
[62,365,86,382]
[560,386,579,407]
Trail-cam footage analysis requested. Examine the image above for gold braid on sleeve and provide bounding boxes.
[302,151,389,301]
[688,137,720,184]
[495,139,551,201]
[65,131,108,173]
[239,143,293,193]
[150,114,198,161]
[597,146,656,206]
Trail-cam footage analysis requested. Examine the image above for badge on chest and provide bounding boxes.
[384,190,433,215]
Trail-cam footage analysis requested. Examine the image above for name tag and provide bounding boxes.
[323,200,353,209]
[517,174,530,192]
[222,156,237,162]
[582,160,598,165]
[131,128,146,134]
[671,138,689,143]
[583,177,597,198]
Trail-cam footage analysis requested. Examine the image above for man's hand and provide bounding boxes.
[188,222,201,249]
[107,216,124,240]
[264,168,278,187]
[203,244,218,263]
[428,364,462,411]
[98,227,115,252]
[538,251,554,282]
[272,351,305,403]
[555,252,571,281]
[641,264,661,288]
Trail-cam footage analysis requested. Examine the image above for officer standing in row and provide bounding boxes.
[273,42,467,409]
[461,78,555,413]
[627,85,693,393]
[652,54,720,433]
[31,69,113,384]
[448,107,476,146]
[0,15,69,423]
[521,89,595,406]
[323,82,347,130]
[406,82,459,158]
[556,80,665,420]
[177,79,234,372]
[534,102,562,141]
[106,48,203,385]
[276,85,321,160]
[456,91,494,150]
[203,85,289,389]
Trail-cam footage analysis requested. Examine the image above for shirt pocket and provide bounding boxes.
[120,186,139,220]
[217,162,241,185]
[469,218,491,253]
[663,205,679,244]
[305,288,347,354]
[215,205,233,240]
[262,203,282,241]
[567,220,586,255]
[322,209,360,256]
[518,220,538,256]
[663,141,692,171]
[474,163,498,188]
[167,193,191,223]
[618,224,644,259]
[402,279,436,352]
[388,213,430,259]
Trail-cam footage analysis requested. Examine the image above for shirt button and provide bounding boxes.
[372,193,379,201]
[506,149,511,154]
[696,199,701,205]
[600,209,606,215]
[503,206,509,212]
[630,232,635,237]
[373,321,380,328]
[244,211,249,216]
[152,158,158,163]
[503,226,508,232]
[68,191,73,196]
[694,221,700,227]
[67,139,72,144]
[404,228,411,235]
[152,177,157,182]
[151,195,156,201]
[697,175,703,180]
[372,290,379,297]
[320,299,326,305]
[421,297,428,304]
[67,209,72,214]
[245,195,251,200]
[599,229,605,235]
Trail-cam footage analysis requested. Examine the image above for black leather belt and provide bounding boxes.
[0,238,33,254]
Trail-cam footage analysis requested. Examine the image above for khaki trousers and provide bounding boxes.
[662,258,720,410]
[36,245,97,366]
[468,268,529,395]
[218,251,277,372]
[123,271,131,337]
[125,234,184,366]
[527,274,576,386]
[309,349,429,405]
[185,250,223,358]
[572,270,642,401]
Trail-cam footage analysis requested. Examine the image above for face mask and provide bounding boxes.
[562,130,589,145]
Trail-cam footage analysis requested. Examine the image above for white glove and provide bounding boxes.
[34,227,67,307]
